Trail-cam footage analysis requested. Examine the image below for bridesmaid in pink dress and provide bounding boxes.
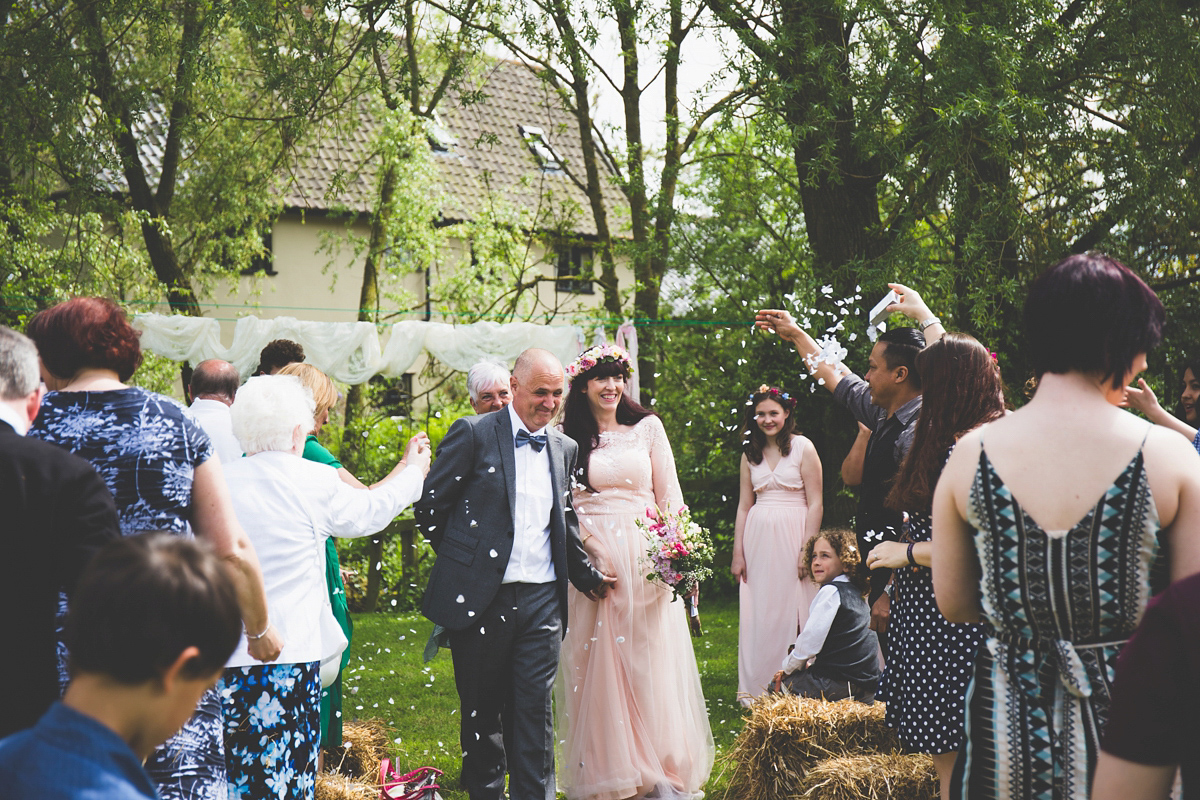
[732,386,824,704]
[556,344,714,800]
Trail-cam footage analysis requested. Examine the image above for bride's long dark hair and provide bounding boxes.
[561,358,655,491]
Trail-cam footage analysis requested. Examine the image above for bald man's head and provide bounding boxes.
[189,359,240,405]
[512,348,561,381]
[509,348,565,431]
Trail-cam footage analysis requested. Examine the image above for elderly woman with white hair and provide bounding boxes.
[219,375,430,799]
[467,360,512,414]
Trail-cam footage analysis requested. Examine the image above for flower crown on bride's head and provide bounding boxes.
[566,343,634,379]
[751,384,796,409]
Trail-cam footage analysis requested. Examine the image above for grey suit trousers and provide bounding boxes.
[449,582,561,800]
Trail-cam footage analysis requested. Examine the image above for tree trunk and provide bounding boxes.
[80,0,205,316]
[339,157,397,612]
[546,0,622,319]
[778,0,884,275]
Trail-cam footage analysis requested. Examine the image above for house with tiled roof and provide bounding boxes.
[210,58,633,333]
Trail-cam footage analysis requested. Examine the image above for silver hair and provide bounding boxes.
[466,361,511,402]
[230,375,315,455]
[0,326,40,400]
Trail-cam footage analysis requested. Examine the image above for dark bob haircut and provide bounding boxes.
[1024,252,1164,389]
[26,297,142,382]
[65,533,242,684]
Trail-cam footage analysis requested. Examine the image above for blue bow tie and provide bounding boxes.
[515,429,548,452]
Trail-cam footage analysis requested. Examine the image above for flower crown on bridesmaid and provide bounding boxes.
[751,384,797,410]
[566,343,635,378]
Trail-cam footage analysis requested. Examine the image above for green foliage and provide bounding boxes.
[657,121,870,599]
[0,0,369,314]
[128,352,184,396]
[344,596,744,796]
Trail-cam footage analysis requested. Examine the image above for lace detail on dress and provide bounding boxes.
[574,416,682,516]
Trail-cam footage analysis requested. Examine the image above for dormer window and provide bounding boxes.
[427,111,458,153]
[518,124,561,171]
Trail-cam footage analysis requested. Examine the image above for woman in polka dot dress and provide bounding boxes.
[866,334,1004,800]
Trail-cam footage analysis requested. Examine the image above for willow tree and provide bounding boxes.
[0,0,373,321]
[700,0,1200,376]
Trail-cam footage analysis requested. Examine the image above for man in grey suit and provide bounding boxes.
[415,348,615,800]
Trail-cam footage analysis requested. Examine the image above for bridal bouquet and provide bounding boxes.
[637,504,713,635]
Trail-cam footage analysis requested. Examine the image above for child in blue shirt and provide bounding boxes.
[0,534,243,799]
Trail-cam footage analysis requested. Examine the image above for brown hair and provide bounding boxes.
[26,297,142,382]
[887,333,1005,512]
[256,339,304,375]
[741,388,797,465]
[803,528,869,592]
[66,533,241,683]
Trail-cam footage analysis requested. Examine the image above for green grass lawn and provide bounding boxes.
[342,595,743,799]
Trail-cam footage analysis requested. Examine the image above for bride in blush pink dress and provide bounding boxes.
[556,344,714,800]
[732,386,823,704]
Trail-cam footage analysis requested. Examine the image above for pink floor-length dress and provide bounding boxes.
[556,415,715,800]
[737,436,818,704]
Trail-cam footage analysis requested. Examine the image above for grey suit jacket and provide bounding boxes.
[415,410,603,632]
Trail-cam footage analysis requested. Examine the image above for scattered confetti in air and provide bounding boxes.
[456,595,465,603]
[488,466,496,473]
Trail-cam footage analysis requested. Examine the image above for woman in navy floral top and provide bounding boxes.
[25,297,281,800]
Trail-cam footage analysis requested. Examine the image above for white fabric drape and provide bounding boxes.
[615,321,640,405]
[132,313,586,385]
[421,320,583,372]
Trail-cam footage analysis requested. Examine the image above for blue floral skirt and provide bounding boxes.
[221,661,321,800]
[147,687,228,800]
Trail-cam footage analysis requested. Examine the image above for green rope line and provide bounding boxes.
[0,298,757,326]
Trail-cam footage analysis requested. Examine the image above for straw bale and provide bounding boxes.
[723,695,901,800]
[796,753,936,800]
[326,718,393,780]
[315,771,379,800]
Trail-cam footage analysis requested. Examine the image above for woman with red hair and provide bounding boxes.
[25,297,280,800]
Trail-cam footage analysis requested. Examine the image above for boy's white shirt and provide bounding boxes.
[781,574,851,674]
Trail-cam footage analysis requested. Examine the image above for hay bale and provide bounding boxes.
[723,695,901,800]
[797,753,936,800]
[325,718,392,780]
[315,772,378,800]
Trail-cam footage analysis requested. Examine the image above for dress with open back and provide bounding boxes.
[954,433,1164,800]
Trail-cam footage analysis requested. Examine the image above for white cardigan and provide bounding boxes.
[223,450,423,668]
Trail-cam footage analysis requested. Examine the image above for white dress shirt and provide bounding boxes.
[782,574,851,674]
[502,403,556,584]
[222,450,424,667]
[187,398,243,464]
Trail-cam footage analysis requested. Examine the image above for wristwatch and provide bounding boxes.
[919,316,941,331]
